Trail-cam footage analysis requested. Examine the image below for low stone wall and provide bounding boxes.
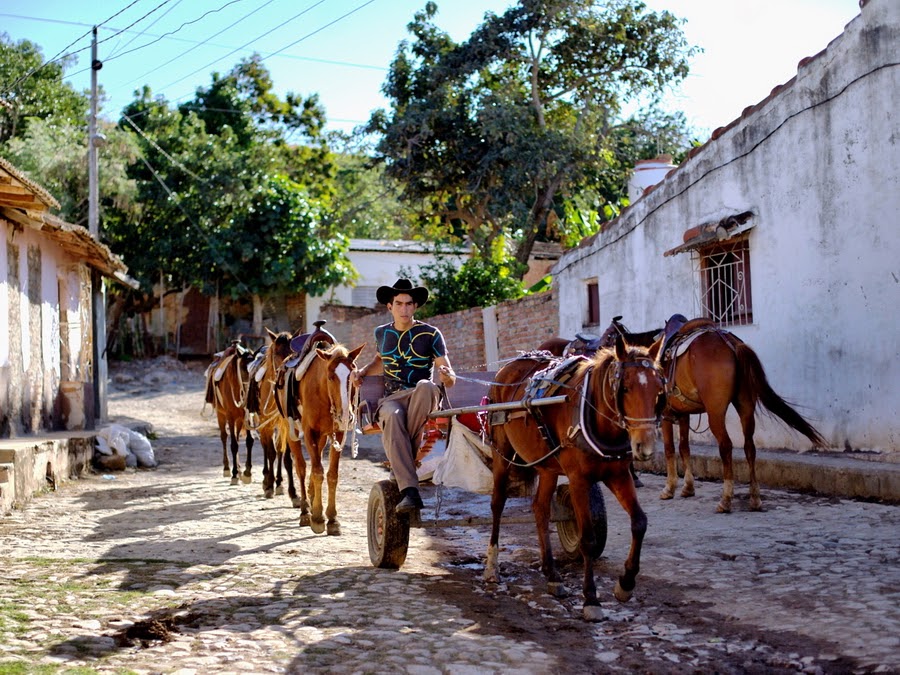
[0,433,94,515]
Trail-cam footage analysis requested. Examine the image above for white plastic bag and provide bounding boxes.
[433,423,494,494]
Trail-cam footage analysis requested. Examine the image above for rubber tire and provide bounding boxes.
[367,480,410,569]
[556,482,608,558]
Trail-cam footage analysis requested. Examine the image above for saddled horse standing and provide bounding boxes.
[246,328,307,509]
[485,334,666,621]
[601,315,827,512]
[204,341,255,485]
[277,341,365,535]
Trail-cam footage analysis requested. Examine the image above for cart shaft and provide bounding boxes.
[428,394,567,420]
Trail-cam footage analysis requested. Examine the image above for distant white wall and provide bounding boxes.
[305,241,465,331]
[553,0,900,452]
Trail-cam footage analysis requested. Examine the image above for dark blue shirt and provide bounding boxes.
[374,321,448,395]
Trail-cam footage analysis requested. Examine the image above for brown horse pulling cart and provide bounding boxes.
[363,335,666,621]
[365,389,607,569]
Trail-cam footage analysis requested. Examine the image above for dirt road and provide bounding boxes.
[0,358,897,674]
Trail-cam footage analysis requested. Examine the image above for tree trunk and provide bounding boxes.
[252,294,263,337]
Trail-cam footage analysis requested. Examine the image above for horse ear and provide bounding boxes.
[265,327,277,342]
[315,347,330,360]
[648,335,664,361]
[614,332,628,360]
[349,344,366,363]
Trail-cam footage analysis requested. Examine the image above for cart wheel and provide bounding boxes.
[367,480,410,569]
[555,482,608,558]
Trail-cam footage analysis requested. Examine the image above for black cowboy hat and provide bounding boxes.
[376,278,429,306]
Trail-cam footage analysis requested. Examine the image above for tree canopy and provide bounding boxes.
[105,57,354,301]
[368,0,698,270]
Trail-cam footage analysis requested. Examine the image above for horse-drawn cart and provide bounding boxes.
[359,373,608,569]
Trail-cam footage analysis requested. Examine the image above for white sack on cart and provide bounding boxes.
[433,422,493,494]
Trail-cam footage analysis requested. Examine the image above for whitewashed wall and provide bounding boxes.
[553,0,899,453]
[305,239,465,331]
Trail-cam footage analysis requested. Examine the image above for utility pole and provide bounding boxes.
[89,26,107,426]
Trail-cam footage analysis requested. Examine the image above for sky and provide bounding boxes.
[0,0,862,141]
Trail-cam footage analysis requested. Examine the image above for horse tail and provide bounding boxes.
[735,342,826,447]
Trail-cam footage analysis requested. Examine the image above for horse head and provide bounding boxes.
[265,327,296,369]
[316,343,366,432]
[598,333,666,462]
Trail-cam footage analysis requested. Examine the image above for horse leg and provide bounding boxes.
[736,398,762,511]
[533,471,565,596]
[324,437,342,536]
[274,449,285,496]
[306,430,326,534]
[559,473,606,619]
[678,417,695,497]
[660,418,678,500]
[218,413,231,478]
[288,438,310,523]
[484,453,512,585]
[261,436,275,499]
[228,419,240,486]
[603,468,648,607]
[709,410,735,513]
[241,423,254,484]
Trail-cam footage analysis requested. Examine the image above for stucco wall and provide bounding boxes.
[552,0,899,453]
[1,219,94,437]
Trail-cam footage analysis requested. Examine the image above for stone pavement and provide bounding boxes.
[0,369,898,674]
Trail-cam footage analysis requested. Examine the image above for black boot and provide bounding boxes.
[396,487,424,514]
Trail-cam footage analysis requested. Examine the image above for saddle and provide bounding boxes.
[276,320,338,422]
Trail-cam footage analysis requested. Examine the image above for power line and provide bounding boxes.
[157,0,328,91]
[113,0,279,91]
[259,0,378,66]
[122,113,207,183]
[107,0,186,60]
[0,0,163,96]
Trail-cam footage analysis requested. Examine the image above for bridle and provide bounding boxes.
[598,356,667,431]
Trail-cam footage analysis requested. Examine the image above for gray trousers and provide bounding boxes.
[376,380,441,492]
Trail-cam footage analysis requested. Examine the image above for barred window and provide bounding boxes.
[351,286,379,308]
[698,235,752,325]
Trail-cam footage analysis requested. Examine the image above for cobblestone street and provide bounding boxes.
[0,361,897,674]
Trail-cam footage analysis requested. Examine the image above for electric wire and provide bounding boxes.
[1,0,165,96]
[135,152,252,296]
[113,0,279,91]
[107,0,186,60]
[157,0,328,91]
[121,113,207,183]
[258,0,377,66]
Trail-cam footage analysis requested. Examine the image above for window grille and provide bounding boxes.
[694,236,752,325]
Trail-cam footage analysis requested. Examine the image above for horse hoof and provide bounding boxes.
[298,514,311,527]
[326,521,341,536]
[291,498,305,509]
[241,474,252,485]
[716,501,732,514]
[681,488,695,498]
[547,582,569,598]
[264,490,274,499]
[750,500,764,512]
[659,489,674,500]
[275,486,285,496]
[582,605,606,622]
[310,519,326,534]
[230,477,239,486]
[613,581,632,603]
[483,571,500,585]
[223,469,231,478]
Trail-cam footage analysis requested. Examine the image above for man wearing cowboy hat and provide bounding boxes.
[352,278,456,513]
